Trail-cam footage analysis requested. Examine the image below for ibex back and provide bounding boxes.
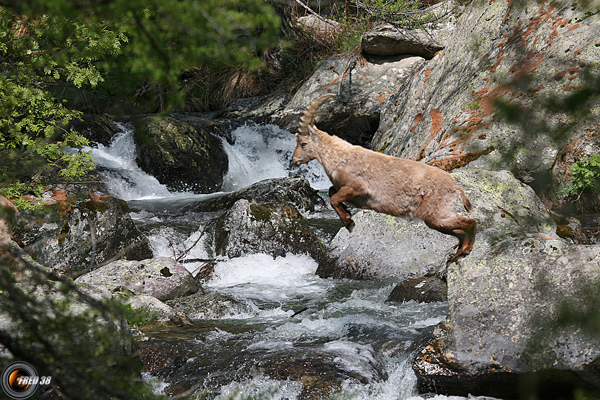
[291,94,476,263]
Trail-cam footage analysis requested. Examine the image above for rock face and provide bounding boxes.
[318,168,556,280]
[371,0,600,186]
[213,199,325,261]
[414,245,600,398]
[361,25,446,59]
[134,115,228,193]
[271,54,425,145]
[75,257,200,301]
[19,197,152,275]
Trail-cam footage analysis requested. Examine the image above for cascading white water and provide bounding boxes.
[85,122,176,201]
[221,123,330,192]
[87,121,330,201]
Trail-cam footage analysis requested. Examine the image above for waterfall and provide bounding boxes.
[87,121,330,201]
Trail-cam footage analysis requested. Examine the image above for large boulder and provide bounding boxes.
[213,199,325,261]
[75,257,201,301]
[414,244,600,398]
[318,168,557,279]
[183,177,325,213]
[134,114,228,193]
[17,196,152,276]
[371,0,600,188]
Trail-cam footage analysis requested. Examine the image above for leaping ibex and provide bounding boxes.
[291,94,476,263]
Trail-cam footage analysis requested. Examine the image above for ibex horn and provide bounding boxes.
[298,93,336,136]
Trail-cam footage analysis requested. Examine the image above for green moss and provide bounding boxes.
[81,199,110,213]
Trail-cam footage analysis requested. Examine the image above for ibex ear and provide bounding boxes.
[308,125,317,138]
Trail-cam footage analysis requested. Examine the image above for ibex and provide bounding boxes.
[291,94,476,263]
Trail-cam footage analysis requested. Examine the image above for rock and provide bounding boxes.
[213,199,325,261]
[317,210,454,280]
[371,0,600,187]
[319,168,557,280]
[71,114,122,146]
[183,177,325,213]
[270,54,425,145]
[165,292,251,320]
[414,244,600,398]
[17,196,152,276]
[214,93,291,120]
[386,275,447,303]
[75,257,201,301]
[296,15,341,35]
[134,114,228,193]
[0,196,18,246]
[127,295,190,326]
[361,24,446,59]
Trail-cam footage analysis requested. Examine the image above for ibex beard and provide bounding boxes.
[291,94,476,263]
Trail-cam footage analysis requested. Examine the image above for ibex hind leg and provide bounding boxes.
[424,214,476,264]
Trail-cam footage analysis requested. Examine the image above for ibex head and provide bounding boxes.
[291,94,335,167]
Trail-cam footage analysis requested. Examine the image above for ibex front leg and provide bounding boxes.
[329,185,361,232]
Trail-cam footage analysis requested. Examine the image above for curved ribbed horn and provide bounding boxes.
[298,93,336,136]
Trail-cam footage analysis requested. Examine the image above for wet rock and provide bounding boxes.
[134,114,228,193]
[361,24,446,59]
[386,275,447,303]
[318,168,557,280]
[16,196,152,276]
[75,257,201,301]
[184,177,325,213]
[165,292,251,320]
[137,340,187,376]
[70,114,122,146]
[270,54,424,146]
[127,294,190,326]
[258,346,386,400]
[213,199,325,261]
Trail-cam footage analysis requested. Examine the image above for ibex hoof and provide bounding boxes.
[346,220,355,233]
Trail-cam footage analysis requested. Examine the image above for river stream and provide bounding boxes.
[85,121,495,400]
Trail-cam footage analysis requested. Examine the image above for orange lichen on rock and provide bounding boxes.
[430,109,442,134]
[51,189,68,201]
[428,147,495,171]
[410,113,424,134]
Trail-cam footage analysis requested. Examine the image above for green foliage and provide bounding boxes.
[121,303,160,328]
[0,1,280,206]
[558,154,600,201]
[0,247,165,399]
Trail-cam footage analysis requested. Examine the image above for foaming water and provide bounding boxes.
[85,122,183,201]
[87,121,329,202]
[221,124,330,192]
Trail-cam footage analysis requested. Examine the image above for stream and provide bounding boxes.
[85,121,494,400]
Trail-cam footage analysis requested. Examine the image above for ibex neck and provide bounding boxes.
[315,132,353,175]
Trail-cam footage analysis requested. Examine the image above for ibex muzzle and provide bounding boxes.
[291,94,476,263]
